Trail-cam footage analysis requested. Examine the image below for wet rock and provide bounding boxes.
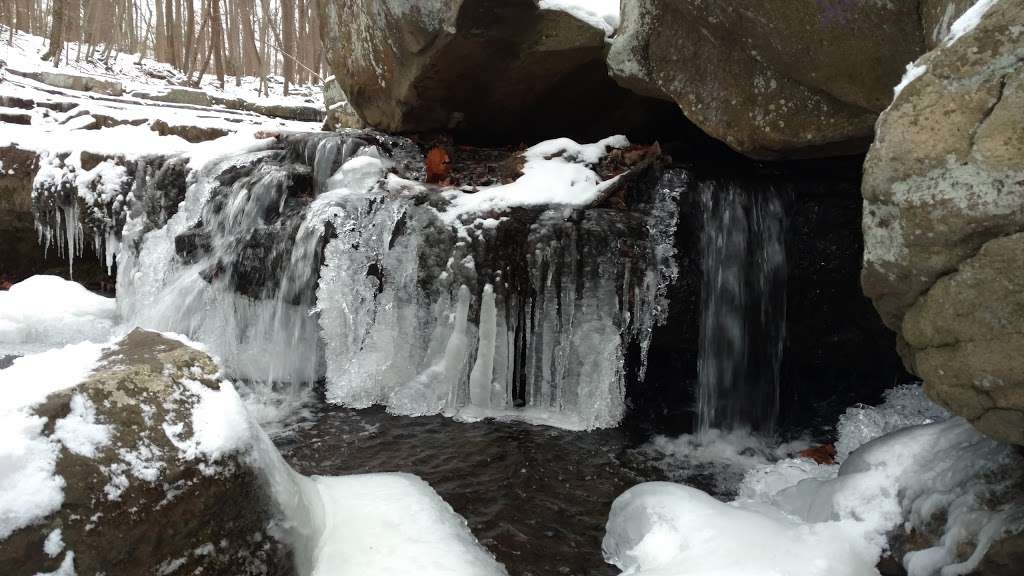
[319,0,688,142]
[608,0,972,158]
[861,1,1024,444]
[0,329,293,575]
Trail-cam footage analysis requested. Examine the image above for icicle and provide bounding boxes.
[470,284,497,408]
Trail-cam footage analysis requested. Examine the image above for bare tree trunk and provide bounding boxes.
[162,0,176,66]
[280,0,293,94]
[183,0,194,74]
[42,0,66,64]
[210,0,225,89]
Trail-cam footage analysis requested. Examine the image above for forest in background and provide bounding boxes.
[0,0,324,94]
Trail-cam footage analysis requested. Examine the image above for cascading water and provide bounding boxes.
[696,180,786,436]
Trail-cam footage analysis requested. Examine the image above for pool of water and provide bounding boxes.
[277,405,675,576]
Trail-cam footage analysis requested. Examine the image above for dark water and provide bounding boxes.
[278,406,669,576]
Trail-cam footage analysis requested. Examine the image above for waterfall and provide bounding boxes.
[696,181,786,435]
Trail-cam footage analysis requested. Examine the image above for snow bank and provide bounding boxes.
[0,342,106,539]
[0,275,117,355]
[441,135,628,223]
[539,0,620,37]
[604,482,878,576]
[605,387,1023,576]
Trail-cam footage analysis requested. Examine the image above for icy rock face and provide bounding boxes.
[31,149,187,276]
[0,329,292,576]
[317,153,682,429]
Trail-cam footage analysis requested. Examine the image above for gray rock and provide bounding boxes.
[318,0,680,141]
[608,0,973,158]
[130,86,213,107]
[11,69,124,96]
[861,0,1024,444]
[0,329,293,575]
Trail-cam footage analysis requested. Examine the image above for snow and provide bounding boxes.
[184,380,255,461]
[0,342,106,540]
[604,387,1023,576]
[0,276,117,355]
[309,474,508,576]
[603,482,879,576]
[945,0,998,46]
[893,61,928,98]
[53,394,112,458]
[43,528,65,557]
[539,0,621,37]
[441,135,628,223]
[0,25,322,110]
[34,551,76,576]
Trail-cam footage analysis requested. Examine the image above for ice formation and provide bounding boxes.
[30,130,682,430]
[0,275,117,355]
[604,386,1024,576]
[316,135,683,429]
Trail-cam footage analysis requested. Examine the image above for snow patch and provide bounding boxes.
[43,528,65,557]
[893,61,928,98]
[0,342,105,539]
[53,394,112,458]
[945,0,999,45]
[538,0,621,37]
[441,135,628,223]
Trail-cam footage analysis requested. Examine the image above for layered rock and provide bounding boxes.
[862,1,1024,444]
[317,0,687,142]
[608,0,975,158]
[0,329,292,575]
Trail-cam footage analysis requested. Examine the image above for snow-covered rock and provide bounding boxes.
[0,329,291,575]
[0,328,507,576]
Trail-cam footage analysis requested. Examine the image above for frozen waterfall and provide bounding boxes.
[32,131,685,430]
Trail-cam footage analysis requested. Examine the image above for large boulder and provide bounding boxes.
[861,1,1024,444]
[608,0,975,159]
[317,0,687,142]
[0,329,293,575]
